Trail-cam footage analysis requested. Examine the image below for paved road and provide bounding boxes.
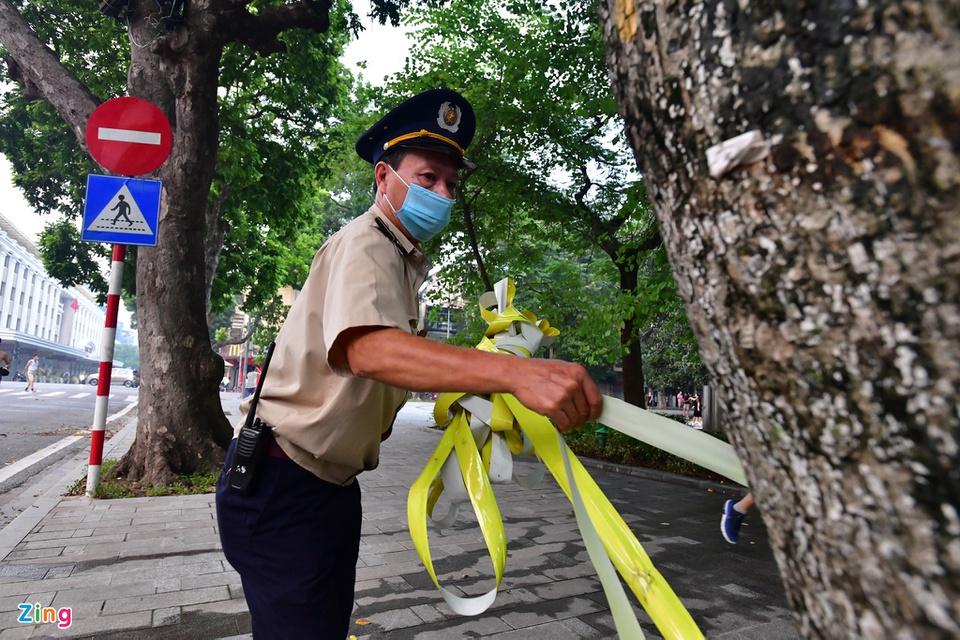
[0,382,139,467]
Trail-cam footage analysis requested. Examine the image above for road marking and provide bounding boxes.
[97,126,161,145]
[0,400,138,486]
[124,395,137,402]
[41,392,65,397]
[0,389,11,394]
[69,393,89,399]
[10,391,31,397]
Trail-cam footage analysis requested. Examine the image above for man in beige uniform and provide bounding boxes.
[216,89,602,640]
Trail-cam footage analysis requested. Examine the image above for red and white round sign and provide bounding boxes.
[85,97,172,176]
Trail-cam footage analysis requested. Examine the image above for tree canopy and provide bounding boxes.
[378,0,705,395]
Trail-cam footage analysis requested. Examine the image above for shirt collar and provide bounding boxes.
[368,203,422,259]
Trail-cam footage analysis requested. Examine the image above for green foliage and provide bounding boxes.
[384,0,697,388]
[0,0,357,320]
[114,343,140,368]
[634,247,708,389]
[37,219,107,293]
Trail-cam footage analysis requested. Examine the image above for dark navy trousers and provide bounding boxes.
[216,439,362,639]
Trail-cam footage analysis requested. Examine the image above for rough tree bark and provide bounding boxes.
[600,1,959,638]
[0,0,333,484]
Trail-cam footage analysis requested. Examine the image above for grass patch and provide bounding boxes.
[67,459,220,498]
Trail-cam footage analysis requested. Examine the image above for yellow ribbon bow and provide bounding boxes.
[407,278,747,639]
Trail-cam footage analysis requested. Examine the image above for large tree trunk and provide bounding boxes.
[600,1,959,638]
[114,3,232,484]
[0,0,332,485]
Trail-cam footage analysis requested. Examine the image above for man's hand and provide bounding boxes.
[510,358,603,432]
[340,327,603,431]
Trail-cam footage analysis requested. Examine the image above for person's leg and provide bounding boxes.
[721,493,753,544]
[216,443,362,639]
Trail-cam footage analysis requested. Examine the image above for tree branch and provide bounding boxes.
[457,173,493,292]
[637,230,662,252]
[212,314,261,350]
[0,0,100,148]
[222,0,332,56]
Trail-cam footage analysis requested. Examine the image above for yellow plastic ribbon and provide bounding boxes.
[407,278,747,639]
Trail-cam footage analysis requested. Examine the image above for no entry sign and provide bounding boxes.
[85,97,172,176]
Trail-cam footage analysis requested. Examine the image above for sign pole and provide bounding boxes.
[86,243,126,497]
[81,95,171,498]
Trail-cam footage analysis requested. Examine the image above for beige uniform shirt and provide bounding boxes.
[242,205,429,485]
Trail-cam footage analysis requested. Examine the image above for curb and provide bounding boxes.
[577,455,745,496]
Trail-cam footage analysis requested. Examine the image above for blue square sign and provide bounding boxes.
[82,174,162,246]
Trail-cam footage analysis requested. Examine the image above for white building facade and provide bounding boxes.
[0,212,104,377]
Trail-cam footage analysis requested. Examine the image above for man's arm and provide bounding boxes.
[335,327,603,432]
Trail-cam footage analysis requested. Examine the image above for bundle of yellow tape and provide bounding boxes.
[407,278,748,639]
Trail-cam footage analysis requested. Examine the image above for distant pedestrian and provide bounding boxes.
[691,390,702,425]
[243,367,258,398]
[721,493,755,544]
[676,389,686,416]
[646,389,654,408]
[0,339,10,383]
[23,354,40,394]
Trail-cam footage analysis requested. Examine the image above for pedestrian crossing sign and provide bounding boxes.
[81,174,162,246]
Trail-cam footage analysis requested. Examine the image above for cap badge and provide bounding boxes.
[437,101,462,133]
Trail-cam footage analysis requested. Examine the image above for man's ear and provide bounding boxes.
[374,161,388,195]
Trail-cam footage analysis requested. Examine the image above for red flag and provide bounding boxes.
[70,298,79,311]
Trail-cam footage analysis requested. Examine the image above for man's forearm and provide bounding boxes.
[345,327,525,394]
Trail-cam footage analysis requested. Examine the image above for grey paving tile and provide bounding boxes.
[512,595,607,627]
[50,610,152,636]
[181,596,249,616]
[152,605,181,627]
[404,616,512,639]
[486,619,591,639]
[54,580,158,604]
[102,586,230,615]
[361,607,423,631]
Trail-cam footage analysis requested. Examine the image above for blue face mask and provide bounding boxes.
[382,164,455,243]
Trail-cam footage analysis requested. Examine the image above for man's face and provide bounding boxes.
[376,148,460,211]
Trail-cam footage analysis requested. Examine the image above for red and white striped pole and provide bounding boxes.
[86,243,126,498]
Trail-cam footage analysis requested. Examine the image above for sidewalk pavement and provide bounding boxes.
[0,397,798,639]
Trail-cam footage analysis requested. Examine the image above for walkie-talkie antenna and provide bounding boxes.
[243,341,275,431]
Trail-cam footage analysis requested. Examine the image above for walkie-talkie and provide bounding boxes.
[228,341,276,495]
